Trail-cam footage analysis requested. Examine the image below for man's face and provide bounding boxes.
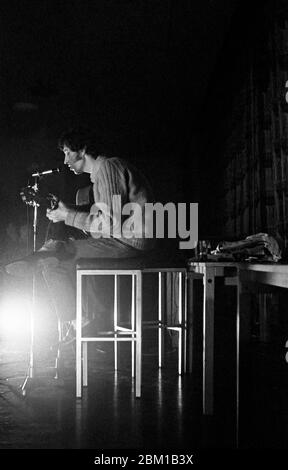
[63,145,84,174]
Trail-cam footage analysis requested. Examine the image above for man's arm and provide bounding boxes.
[47,160,127,237]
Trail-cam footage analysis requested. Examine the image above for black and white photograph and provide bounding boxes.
[0,0,288,460]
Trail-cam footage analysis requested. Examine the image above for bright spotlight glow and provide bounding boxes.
[0,296,31,339]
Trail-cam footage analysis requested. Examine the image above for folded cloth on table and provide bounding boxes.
[213,233,282,262]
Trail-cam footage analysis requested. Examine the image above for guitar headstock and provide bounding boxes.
[20,186,59,210]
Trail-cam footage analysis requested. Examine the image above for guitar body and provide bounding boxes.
[75,185,94,211]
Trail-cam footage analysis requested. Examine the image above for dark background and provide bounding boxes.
[0,0,265,243]
[1,2,287,451]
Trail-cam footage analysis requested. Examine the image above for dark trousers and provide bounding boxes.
[41,237,145,321]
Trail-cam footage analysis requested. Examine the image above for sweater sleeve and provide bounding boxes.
[65,159,127,236]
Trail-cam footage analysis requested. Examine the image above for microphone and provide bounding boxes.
[32,167,62,177]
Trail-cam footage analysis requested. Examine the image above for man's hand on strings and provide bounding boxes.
[46,201,69,223]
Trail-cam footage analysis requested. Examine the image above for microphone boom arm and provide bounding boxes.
[32,167,61,177]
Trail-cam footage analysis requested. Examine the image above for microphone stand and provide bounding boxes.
[20,174,39,396]
[0,168,63,397]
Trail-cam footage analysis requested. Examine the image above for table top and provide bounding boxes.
[188,260,288,288]
[188,260,288,271]
[237,262,288,273]
[188,260,238,268]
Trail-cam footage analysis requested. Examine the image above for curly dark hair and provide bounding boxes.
[58,126,99,157]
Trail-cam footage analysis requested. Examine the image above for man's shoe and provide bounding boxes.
[61,322,76,345]
[61,318,94,346]
[38,239,72,260]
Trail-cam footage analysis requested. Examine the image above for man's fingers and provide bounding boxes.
[46,211,55,221]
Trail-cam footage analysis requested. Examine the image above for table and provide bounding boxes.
[237,263,288,442]
[188,261,288,446]
[188,262,238,415]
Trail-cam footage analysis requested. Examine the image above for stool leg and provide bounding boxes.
[135,271,142,398]
[114,275,119,371]
[158,272,164,368]
[187,273,195,374]
[183,273,188,374]
[178,272,183,375]
[83,342,88,387]
[76,271,82,398]
[131,275,135,378]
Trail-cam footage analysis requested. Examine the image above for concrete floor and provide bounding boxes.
[0,305,288,452]
[0,333,204,450]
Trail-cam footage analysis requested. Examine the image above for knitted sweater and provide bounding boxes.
[65,156,154,250]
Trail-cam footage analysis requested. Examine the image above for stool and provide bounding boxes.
[143,267,187,375]
[76,259,142,398]
[75,257,188,399]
